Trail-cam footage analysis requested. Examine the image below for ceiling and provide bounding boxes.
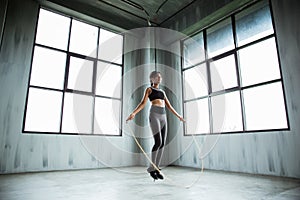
[97,0,196,25]
[47,0,197,29]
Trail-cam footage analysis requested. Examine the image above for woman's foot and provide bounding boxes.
[149,171,158,181]
[155,170,164,180]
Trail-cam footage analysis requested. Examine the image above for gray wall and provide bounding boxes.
[0,0,137,174]
[161,0,300,178]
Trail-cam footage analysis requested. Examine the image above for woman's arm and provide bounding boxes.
[164,95,185,122]
[126,87,151,122]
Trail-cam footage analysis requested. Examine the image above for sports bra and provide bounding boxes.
[148,87,165,101]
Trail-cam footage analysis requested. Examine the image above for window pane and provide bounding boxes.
[62,93,93,133]
[96,62,122,98]
[210,55,238,92]
[183,32,205,68]
[212,91,243,133]
[98,29,123,64]
[35,9,70,50]
[243,82,288,130]
[239,37,281,87]
[185,98,210,134]
[67,57,94,92]
[24,88,62,132]
[207,18,234,58]
[183,64,208,100]
[69,20,98,57]
[236,2,274,47]
[94,98,120,135]
[30,46,66,89]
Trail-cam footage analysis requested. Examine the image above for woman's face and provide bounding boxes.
[152,73,162,85]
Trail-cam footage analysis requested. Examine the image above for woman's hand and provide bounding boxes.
[126,113,136,123]
[178,115,186,122]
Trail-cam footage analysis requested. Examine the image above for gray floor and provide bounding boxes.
[0,166,300,200]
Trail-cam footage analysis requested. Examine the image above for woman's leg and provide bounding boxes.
[155,116,167,169]
[148,112,168,173]
[147,113,161,173]
[147,113,161,172]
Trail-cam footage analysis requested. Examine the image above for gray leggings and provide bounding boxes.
[147,105,167,172]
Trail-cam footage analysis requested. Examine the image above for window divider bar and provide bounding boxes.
[23,130,123,137]
[29,85,63,92]
[184,127,290,136]
[184,95,209,103]
[59,18,73,134]
[97,58,123,66]
[65,89,93,96]
[203,29,214,134]
[95,94,121,101]
[182,60,207,71]
[91,28,101,135]
[35,43,68,54]
[59,54,71,133]
[232,14,246,132]
[209,86,240,97]
[236,34,274,51]
[180,40,188,136]
[241,79,282,90]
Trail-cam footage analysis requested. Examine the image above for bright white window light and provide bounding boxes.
[185,98,210,134]
[239,37,281,87]
[98,29,123,64]
[67,57,94,92]
[211,91,243,133]
[96,62,122,98]
[69,20,98,57]
[61,93,93,133]
[210,54,238,92]
[243,82,288,130]
[36,9,70,50]
[183,64,208,100]
[25,88,62,132]
[94,98,120,135]
[30,46,66,89]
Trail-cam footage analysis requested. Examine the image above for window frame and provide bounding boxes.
[22,6,124,136]
[181,0,290,136]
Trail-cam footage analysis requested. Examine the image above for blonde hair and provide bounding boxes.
[149,71,161,86]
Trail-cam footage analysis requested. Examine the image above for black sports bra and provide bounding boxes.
[148,87,165,101]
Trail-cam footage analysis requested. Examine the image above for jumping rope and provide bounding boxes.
[126,122,206,189]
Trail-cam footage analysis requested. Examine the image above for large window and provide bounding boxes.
[23,8,123,136]
[182,0,289,135]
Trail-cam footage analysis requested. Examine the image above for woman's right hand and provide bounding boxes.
[126,113,135,123]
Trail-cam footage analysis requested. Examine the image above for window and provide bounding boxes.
[182,0,289,135]
[23,8,123,136]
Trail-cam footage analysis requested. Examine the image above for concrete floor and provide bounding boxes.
[0,166,300,200]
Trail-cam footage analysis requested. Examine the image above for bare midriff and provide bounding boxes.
[151,99,165,107]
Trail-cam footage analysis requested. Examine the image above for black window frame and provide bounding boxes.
[181,0,290,136]
[22,7,124,136]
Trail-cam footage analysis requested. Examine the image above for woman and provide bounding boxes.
[126,71,185,181]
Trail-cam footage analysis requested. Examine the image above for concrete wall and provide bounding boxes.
[0,0,137,174]
[162,0,300,178]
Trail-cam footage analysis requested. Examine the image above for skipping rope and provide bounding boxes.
[126,122,206,189]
